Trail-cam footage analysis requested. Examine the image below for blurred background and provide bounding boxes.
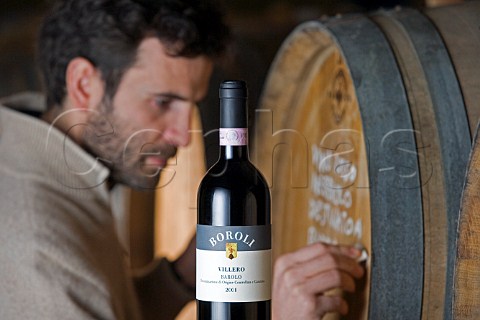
[0,0,430,102]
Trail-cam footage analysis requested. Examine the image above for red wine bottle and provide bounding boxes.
[196,80,272,319]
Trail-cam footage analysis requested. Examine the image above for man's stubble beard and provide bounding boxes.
[82,99,170,190]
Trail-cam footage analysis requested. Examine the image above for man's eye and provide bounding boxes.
[155,97,172,109]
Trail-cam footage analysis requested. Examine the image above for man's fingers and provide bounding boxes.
[275,242,362,272]
[277,253,363,291]
[281,268,358,301]
[306,252,364,279]
[274,242,331,273]
[328,243,365,261]
[315,295,349,317]
[303,269,357,294]
[274,243,365,283]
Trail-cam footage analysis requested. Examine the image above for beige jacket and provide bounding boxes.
[0,93,193,320]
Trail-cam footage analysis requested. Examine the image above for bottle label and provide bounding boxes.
[219,128,248,146]
[196,225,272,302]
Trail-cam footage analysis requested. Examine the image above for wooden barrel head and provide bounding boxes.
[280,46,372,319]
[253,21,372,319]
[276,47,371,252]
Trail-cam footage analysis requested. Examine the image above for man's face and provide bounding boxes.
[83,37,213,189]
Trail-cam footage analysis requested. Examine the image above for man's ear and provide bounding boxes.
[65,57,103,110]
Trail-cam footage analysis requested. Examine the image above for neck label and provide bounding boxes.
[220,128,248,146]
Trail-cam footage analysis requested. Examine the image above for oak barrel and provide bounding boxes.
[253,2,479,319]
[453,124,480,319]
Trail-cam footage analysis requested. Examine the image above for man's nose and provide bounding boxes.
[163,106,192,147]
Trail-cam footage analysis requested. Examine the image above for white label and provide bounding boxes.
[196,248,271,302]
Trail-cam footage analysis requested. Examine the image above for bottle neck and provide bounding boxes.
[220,144,249,160]
[219,127,249,160]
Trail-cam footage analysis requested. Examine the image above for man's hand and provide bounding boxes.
[272,242,365,320]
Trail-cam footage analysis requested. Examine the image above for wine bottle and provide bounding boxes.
[196,80,272,320]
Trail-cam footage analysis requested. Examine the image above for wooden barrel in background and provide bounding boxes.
[371,4,475,318]
[253,2,479,319]
[453,124,480,320]
[424,2,480,139]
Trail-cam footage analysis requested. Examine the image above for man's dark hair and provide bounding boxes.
[37,0,230,109]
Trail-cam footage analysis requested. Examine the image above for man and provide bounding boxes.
[0,0,364,319]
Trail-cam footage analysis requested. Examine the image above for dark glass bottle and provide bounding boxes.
[196,80,271,320]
